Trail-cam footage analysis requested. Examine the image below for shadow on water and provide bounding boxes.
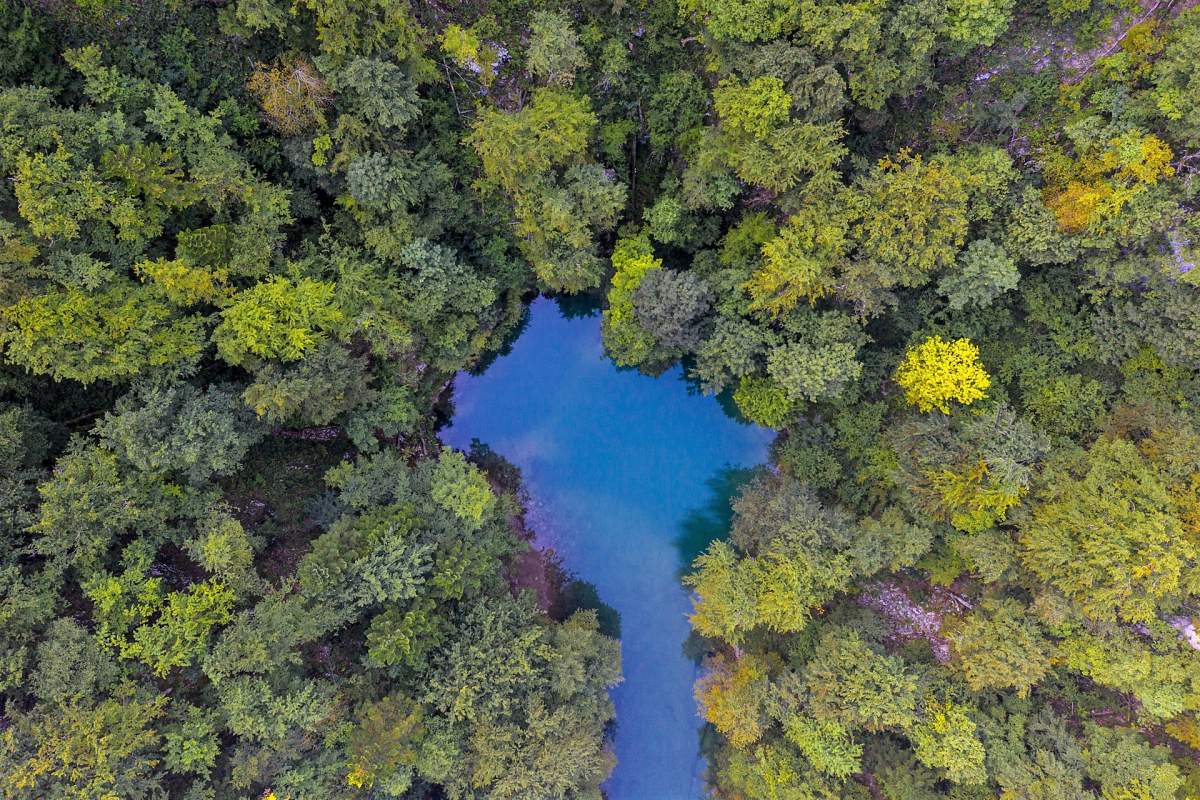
[560,578,622,639]
[552,291,604,319]
[676,356,758,428]
[673,466,762,576]
[468,304,532,376]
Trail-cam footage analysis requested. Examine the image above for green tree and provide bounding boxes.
[938,239,1020,311]
[1,282,205,384]
[1020,437,1200,623]
[946,598,1052,697]
[802,628,919,732]
[845,151,968,302]
[0,691,166,800]
[632,267,712,355]
[213,276,345,366]
[95,382,265,484]
[909,700,986,784]
[527,10,586,86]
[602,236,662,367]
[430,447,496,529]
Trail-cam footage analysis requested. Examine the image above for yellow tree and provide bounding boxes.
[894,336,990,414]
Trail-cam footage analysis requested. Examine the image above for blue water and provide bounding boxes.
[442,298,772,799]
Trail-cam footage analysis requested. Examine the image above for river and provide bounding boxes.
[442,297,772,799]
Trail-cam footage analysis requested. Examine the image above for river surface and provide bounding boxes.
[442,297,771,799]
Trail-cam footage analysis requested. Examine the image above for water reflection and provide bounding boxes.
[674,467,761,576]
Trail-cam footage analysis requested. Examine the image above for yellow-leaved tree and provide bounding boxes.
[895,336,990,414]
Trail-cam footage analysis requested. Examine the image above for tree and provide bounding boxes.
[748,202,848,315]
[1042,131,1175,234]
[801,628,918,732]
[845,151,968,294]
[944,0,1015,47]
[678,0,788,42]
[123,580,236,677]
[938,239,1020,311]
[698,76,847,195]
[733,375,795,428]
[429,447,496,529]
[686,478,860,643]
[647,70,708,149]
[247,55,332,135]
[213,276,344,366]
[470,88,595,195]
[516,164,626,292]
[946,598,1052,696]
[784,716,863,779]
[0,691,166,800]
[909,700,986,784]
[366,599,444,669]
[767,337,862,403]
[29,618,118,704]
[632,267,712,354]
[344,694,428,794]
[1002,186,1079,266]
[765,309,865,403]
[602,236,662,367]
[29,443,187,575]
[1152,9,1200,147]
[241,340,374,425]
[1,282,205,384]
[1020,437,1200,624]
[693,316,772,394]
[527,11,586,86]
[696,653,771,749]
[12,145,112,241]
[95,382,266,484]
[894,336,990,414]
[468,89,624,291]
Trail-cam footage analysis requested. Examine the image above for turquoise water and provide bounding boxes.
[442,298,772,799]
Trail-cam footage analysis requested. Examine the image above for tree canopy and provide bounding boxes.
[3,0,1200,798]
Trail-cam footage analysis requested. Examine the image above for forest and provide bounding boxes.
[1,0,1200,798]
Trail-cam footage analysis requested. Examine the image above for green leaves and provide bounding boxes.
[686,477,859,643]
[946,598,1052,696]
[909,700,986,785]
[213,277,344,366]
[1,282,205,384]
[527,10,587,87]
[847,151,968,291]
[430,448,496,529]
[469,88,596,196]
[469,89,625,291]
[125,580,236,678]
[1020,437,1200,624]
[14,146,110,240]
[938,239,1020,311]
[714,77,793,141]
[602,236,662,367]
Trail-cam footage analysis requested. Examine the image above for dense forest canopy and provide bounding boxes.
[1,0,1200,798]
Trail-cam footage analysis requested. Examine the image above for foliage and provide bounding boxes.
[3,1,1200,798]
[213,277,344,366]
[1,282,205,384]
[527,11,586,87]
[1020,436,1200,623]
[946,598,1052,697]
[938,239,1020,311]
[895,336,991,414]
[734,375,794,428]
[602,236,662,367]
[246,56,331,136]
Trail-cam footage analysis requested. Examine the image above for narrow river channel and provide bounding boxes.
[442,297,772,799]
